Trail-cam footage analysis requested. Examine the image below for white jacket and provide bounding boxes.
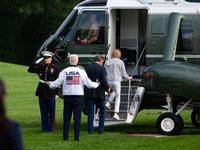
[105,58,130,81]
[50,66,98,96]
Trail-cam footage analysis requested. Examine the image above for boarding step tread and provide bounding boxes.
[95,118,126,121]
[105,110,128,113]
[121,85,138,88]
[107,102,132,104]
[118,102,132,104]
[122,79,142,82]
[120,94,135,96]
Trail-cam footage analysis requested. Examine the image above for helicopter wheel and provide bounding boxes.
[156,113,183,135]
[176,114,184,134]
[191,110,200,126]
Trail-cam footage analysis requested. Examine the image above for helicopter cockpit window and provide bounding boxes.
[74,11,106,45]
[42,9,78,64]
[177,30,193,51]
[55,9,78,43]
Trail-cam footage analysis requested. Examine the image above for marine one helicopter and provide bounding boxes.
[35,0,200,135]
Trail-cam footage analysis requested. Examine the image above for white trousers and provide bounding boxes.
[108,81,121,113]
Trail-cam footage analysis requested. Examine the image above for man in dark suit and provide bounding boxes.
[85,55,110,134]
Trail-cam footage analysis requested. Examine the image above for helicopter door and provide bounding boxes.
[115,9,147,79]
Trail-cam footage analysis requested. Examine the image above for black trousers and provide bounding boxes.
[63,96,83,141]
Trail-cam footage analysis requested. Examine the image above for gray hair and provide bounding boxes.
[69,54,78,65]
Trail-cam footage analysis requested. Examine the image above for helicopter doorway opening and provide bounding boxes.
[115,9,147,79]
[95,8,147,127]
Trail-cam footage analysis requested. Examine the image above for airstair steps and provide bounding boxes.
[94,82,145,127]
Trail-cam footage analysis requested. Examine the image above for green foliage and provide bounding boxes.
[0,11,25,64]
[0,0,83,66]
[22,12,65,65]
[0,0,83,13]
[1,62,200,150]
[0,11,65,65]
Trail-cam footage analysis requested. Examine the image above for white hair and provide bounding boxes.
[69,54,78,65]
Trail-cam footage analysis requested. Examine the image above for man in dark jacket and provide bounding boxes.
[28,51,60,132]
[85,54,110,134]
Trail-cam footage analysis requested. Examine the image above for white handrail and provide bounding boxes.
[127,79,131,113]
[132,43,146,75]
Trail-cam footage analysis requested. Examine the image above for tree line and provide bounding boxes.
[0,0,83,66]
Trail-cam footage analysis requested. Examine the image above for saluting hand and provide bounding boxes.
[36,57,44,64]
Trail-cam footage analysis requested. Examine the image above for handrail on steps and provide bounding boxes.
[127,43,146,113]
[127,79,131,114]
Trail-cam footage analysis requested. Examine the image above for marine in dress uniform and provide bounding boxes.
[49,54,99,141]
[28,51,60,132]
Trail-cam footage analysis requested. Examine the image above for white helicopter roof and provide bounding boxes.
[76,0,200,14]
[106,0,200,14]
[107,0,147,9]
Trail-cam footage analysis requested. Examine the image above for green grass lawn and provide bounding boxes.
[0,62,200,150]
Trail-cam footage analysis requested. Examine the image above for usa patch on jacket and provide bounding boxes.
[66,76,80,85]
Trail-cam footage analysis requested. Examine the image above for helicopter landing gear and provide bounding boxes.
[191,110,200,126]
[156,94,192,135]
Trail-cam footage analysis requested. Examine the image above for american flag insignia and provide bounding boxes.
[66,76,80,85]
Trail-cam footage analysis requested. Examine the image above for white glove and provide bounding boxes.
[35,57,44,64]
[55,95,59,99]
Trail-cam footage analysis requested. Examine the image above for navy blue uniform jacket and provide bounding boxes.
[28,62,60,99]
[85,63,109,100]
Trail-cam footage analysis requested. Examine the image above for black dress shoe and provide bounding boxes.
[98,131,104,134]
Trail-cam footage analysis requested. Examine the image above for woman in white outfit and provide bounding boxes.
[105,49,132,120]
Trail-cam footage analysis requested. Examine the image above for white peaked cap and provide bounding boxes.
[41,51,55,57]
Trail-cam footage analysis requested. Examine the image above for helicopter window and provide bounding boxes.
[74,11,106,45]
[177,30,193,51]
[43,9,78,64]
[55,9,78,43]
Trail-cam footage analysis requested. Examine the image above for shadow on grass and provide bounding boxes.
[81,118,200,136]
[105,123,158,134]
[80,120,158,134]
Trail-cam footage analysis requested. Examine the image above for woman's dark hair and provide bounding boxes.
[0,78,10,131]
